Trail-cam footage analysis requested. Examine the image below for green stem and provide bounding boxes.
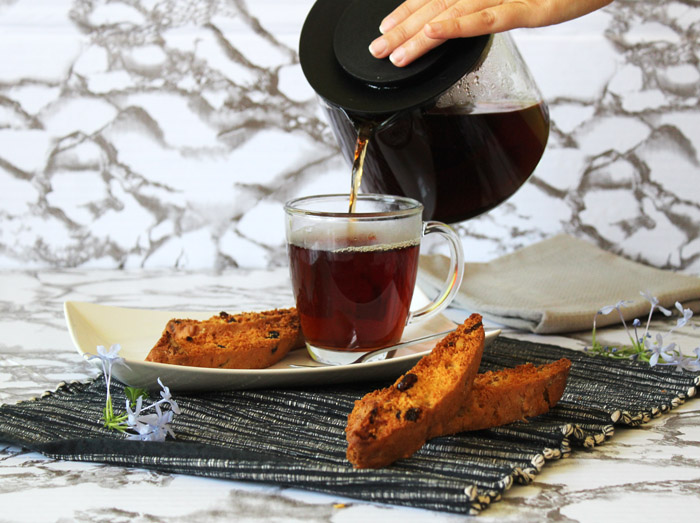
[102,396,128,432]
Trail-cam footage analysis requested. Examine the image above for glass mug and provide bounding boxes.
[284,194,464,365]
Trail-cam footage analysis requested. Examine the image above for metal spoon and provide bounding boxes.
[288,328,456,368]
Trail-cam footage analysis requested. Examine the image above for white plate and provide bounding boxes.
[64,301,499,392]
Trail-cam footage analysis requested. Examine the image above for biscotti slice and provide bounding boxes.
[145,308,305,369]
[431,358,571,437]
[346,313,484,469]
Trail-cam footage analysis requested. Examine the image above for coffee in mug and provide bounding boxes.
[285,194,464,365]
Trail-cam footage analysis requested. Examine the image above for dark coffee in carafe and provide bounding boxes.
[326,101,549,223]
[300,0,550,223]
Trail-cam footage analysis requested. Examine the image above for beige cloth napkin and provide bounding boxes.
[418,234,700,334]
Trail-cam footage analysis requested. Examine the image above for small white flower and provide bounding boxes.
[598,300,632,315]
[96,344,123,360]
[593,293,700,373]
[668,353,700,372]
[126,396,144,428]
[679,346,700,372]
[644,334,675,367]
[670,302,693,332]
[126,405,175,442]
[640,290,657,306]
[90,341,179,440]
[157,377,181,415]
[640,291,672,316]
[86,344,124,372]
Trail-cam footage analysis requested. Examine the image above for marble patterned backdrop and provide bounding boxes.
[1,0,699,273]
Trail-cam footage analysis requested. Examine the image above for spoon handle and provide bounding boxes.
[287,328,457,368]
[355,328,456,363]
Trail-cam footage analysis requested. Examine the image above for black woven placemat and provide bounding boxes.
[0,338,697,515]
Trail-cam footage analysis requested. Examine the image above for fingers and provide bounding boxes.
[370,0,459,60]
[379,0,434,33]
[425,0,552,39]
[387,33,447,67]
[370,0,510,67]
[369,0,613,68]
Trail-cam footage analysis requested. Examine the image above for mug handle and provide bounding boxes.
[406,221,465,325]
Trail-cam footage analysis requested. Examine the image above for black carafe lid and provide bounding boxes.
[299,0,490,117]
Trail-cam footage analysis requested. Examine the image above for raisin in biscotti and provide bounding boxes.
[346,313,485,469]
[430,358,571,437]
[145,308,305,369]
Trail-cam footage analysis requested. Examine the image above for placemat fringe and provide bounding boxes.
[0,337,697,515]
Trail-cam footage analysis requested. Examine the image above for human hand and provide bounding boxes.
[369,0,614,67]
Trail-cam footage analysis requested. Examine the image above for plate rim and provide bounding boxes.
[64,300,500,389]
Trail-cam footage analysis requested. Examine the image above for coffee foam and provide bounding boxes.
[289,220,420,252]
[332,238,420,254]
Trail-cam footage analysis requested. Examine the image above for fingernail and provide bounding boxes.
[389,47,406,66]
[379,16,395,34]
[369,37,388,57]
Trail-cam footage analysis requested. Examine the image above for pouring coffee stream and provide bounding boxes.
[291,0,547,363]
[300,0,550,223]
[347,114,403,214]
[348,121,372,213]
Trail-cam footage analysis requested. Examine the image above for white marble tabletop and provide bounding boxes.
[1,0,699,274]
[1,268,699,522]
[2,0,699,519]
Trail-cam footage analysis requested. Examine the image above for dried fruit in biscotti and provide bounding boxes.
[145,308,305,369]
[345,314,485,469]
[431,358,571,437]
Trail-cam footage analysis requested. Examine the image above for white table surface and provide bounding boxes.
[1,268,699,522]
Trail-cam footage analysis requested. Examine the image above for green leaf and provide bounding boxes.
[125,386,150,407]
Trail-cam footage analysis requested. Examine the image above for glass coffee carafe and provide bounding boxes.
[299,0,550,224]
